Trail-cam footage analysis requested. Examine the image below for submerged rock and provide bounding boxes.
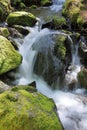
[0,85,63,130]
[6,11,37,27]
[0,35,22,75]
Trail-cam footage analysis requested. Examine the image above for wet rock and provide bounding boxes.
[0,80,10,93]
[42,16,68,30]
[0,0,13,21]
[8,28,23,38]
[68,79,77,90]
[70,33,80,44]
[13,25,29,36]
[62,0,86,29]
[78,41,87,66]
[77,67,87,89]
[28,81,36,88]
[33,33,72,86]
[6,11,37,27]
[0,27,10,38]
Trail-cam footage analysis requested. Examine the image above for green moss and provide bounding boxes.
[54,35,67,60]
[6,11,37,27]
[0,0,12,21]
[41,0,52,6]
[0,35,22,75]
[52,16,66,29]
[78,69,87,88]
[12,85,37,93]
[0,86,63,130]
[77,15,84,27]
[19,2,26,8]
[62,0,83,24]
[0,27,10,37]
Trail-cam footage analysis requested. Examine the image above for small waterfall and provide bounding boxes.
[12,5,87,130]
[14,25,87,130]
[51,0,65,12]
[65,43,81,89]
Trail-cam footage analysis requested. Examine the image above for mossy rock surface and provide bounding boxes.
[0,27,10,38]
[6,11,37,27]
[78,68,87,89]
[0,35,22,75]
[0,85,63,130]
[0,0,12,21]
[11,0,52,7]
[62,0,83,25]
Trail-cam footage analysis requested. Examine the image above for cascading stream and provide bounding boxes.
[13,1,87,130]
[51,0,65,12]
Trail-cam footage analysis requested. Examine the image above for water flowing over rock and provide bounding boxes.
[0,0,87,130]
[33,33,72,86]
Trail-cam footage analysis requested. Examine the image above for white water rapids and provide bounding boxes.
[13,1,87,130]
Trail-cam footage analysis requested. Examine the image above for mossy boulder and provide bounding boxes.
[0,27,10,38]
[0,85,63,130]
[53,34,72,61]
[33,34,72,86]
[78,41,87,66]
[77,68,87,89]
[77,10,87,29]
[0,0,12,21]
[11,0,52,7]
[0,35,22,75]
[42,16,67,30]
[6,11,37,27]
[62,0,83,26]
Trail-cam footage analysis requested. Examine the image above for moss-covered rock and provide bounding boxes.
[54,34,72,61]
[6,11,37,27]
[13,25,29,36]
[78,41,87,66]
[0,27,10,38]
[0,35,22,75]
[42,16,67,30]
[0,85,63,130]
[77,10,87,28]
[40,0,52,6]
[62,0,83,26]
[0,0,12,21]
[33,34,72,86]
[52,16,67,29]
[11,0,52,7]
[77,68,87,89]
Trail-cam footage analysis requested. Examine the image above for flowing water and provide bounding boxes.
[13,1,87,130]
